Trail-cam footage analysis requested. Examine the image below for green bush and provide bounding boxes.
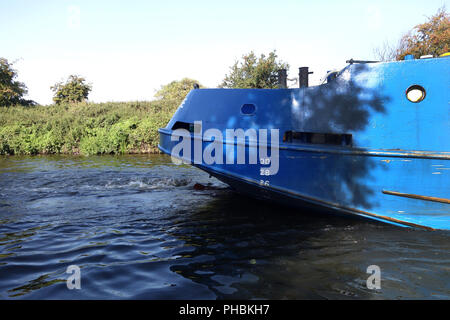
[0,77,201,156]
[0,100,179,155]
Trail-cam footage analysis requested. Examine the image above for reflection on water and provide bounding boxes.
[0,155,448,299]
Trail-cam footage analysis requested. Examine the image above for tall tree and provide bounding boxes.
[51,75,92,104]
[375,7,449,61]
[155,78,203,105]
[220,51,289,89]
[0,58,29,106]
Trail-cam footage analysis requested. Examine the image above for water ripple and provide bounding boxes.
[0,155,448,299]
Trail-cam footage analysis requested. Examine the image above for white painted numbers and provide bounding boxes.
[259,157,271,186]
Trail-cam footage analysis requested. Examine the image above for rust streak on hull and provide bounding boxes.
[382,190,450,204]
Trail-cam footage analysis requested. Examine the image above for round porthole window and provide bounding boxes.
[406,85,426,103]
[241,103,256,115]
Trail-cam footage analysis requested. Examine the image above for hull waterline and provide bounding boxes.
[158,56,450,230]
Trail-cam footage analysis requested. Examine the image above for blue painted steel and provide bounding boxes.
[158,57,450,230]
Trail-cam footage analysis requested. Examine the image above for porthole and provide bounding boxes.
[406,85,426,103]
[241,103,256,115]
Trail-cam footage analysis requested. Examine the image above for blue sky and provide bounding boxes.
[1,0,447,104]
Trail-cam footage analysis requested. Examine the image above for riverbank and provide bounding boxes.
[0,100,179,155]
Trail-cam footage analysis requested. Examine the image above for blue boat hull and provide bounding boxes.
[158,57,450,230]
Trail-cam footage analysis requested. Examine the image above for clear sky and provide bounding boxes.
[1,0,448,104]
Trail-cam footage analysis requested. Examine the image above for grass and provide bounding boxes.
[0,99,179,156]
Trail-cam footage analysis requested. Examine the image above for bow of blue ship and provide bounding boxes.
[159,56,450,231]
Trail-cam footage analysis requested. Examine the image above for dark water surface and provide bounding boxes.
[0,155,448,299]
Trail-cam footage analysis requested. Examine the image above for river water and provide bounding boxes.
[0,154,448,299]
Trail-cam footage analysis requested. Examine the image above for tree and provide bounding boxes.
[220,50,289,89]
[51,75,92,104]
[155,78,203,105]
[0,58,29,106]
[373,40,398,62]
[375,7,449,61]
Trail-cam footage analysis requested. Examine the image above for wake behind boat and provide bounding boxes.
[159,55,450,231]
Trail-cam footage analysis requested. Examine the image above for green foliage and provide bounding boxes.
[0,100,179,156]
[396,7,449,60]
[154,78,203,106]
[220,51,289,88]
[375,7,449,61]
[0,76,199,156]
[51,75,92,104]
[0,58,30,106]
